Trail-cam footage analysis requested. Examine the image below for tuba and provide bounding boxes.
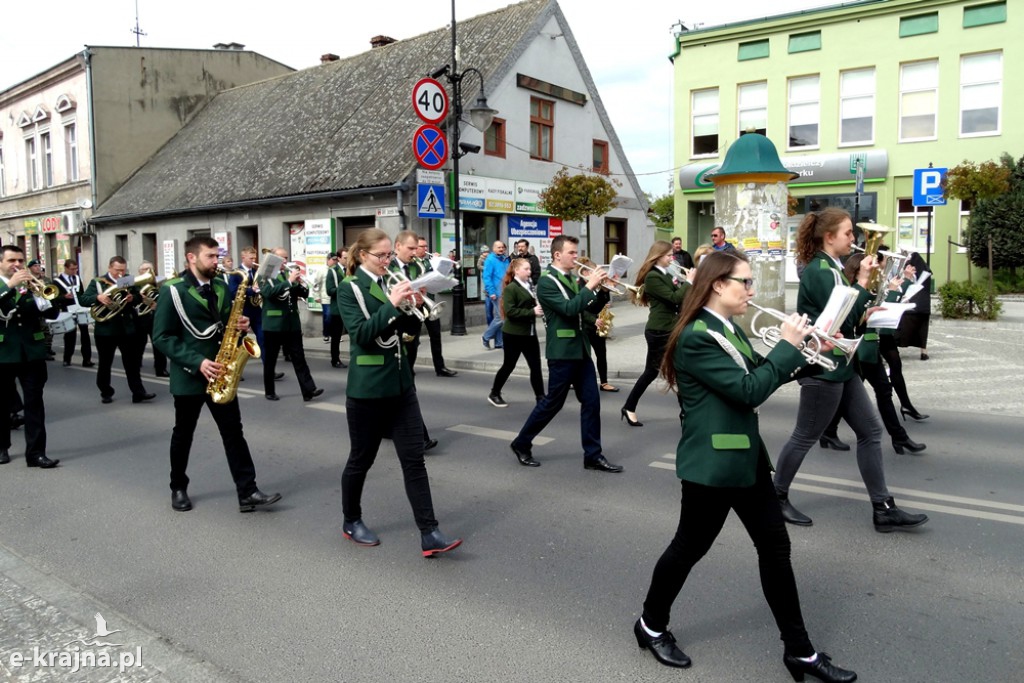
[853,222,896,293]
[91,272,156,322]
[207,268,261,404]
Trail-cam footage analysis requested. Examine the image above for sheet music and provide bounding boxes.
[256,254,286,281]
[430,257,456,277]
[608,254,632,280]
[408,270,458,294]
[902,271,930,302]
[812,285,859,336]
[867,303,915,329]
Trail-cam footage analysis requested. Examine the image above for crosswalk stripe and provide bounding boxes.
[306,402,346,414]
[447,424,554,446]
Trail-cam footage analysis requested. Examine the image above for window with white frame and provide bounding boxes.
[896,198,936,253]
[899,60,938,141]
[788,75,819,149]
[40,131,53,188]
[840,68,875,145]
[691,88,719,156]
[25,137,38,191]
[957,199,972,252]
[738,82,767,136]
[960,52,1001,136]
[64,122,79,181]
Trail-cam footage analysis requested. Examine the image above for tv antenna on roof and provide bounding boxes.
[131,0,147,47]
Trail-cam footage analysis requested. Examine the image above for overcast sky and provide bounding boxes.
[2,0,842,197]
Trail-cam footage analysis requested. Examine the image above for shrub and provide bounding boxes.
[938,281,1002,320]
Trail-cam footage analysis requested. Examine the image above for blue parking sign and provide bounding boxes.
[913,168,947,207]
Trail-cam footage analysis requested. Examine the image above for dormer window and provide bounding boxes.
[32,106,50,123]
[55,94,77,113]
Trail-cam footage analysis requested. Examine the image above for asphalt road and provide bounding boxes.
[1,350,1022,682]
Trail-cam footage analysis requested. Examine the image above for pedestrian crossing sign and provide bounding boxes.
[417,184,446,219]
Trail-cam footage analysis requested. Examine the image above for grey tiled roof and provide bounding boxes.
[94,0,646,220]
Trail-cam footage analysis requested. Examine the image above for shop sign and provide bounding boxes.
[514,181,550,215]
[508,216,549,238]
[485,177,514,212]
[678,149,890,191]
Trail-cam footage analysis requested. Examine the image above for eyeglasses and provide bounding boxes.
[364,250,394,261]
[726,276,755,291]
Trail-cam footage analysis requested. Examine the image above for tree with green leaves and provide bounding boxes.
[948,154,1024,275]
[539,167,619,257]
[944,157,1011,205]
[648,193,674,230]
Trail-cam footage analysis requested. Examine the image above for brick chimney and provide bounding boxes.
[320,53,340,64]
[370,35,397,49]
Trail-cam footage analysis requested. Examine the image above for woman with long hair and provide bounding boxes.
[620,240,689,426]
[488,258,545,407]
[634,251,856,682]
[336,229,461,557]
[818,253,926,455]
[772,208,927,532]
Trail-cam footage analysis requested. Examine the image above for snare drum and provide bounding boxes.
[48,312,77,335]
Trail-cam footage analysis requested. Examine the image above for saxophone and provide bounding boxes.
[207,268,261,404]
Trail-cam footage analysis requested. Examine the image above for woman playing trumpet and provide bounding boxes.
[772,207,927,532]
[634,251,856,682]
[621,241,690,426]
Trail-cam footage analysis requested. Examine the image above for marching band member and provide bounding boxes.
[324,250,347,368]
[772,208,928,532]
[0,245,61,468]
[635,251,856,683]
[54,258,93,367]
[337,228,461,557]
[416,236,457,377]
[259,247,321,402]
[509,235,622,472]
[621,240,690,426]
[152,237,281,513]
[488,258,545,407]
[135,261,169,377]
[576,257,614,393]
[80,256,155,405]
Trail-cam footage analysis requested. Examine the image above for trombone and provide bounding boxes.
[572,260,644,297]
[748,303,861,372]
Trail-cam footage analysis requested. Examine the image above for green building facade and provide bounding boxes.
[671,0,1015,284]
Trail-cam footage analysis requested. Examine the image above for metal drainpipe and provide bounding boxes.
[83,48,100,279]
[397,185,406,230]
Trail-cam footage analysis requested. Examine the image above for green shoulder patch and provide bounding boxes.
[693,319,708,332]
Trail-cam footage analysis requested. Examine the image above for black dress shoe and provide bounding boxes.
[511,442,540,467]
[101,396,114,404]
[899,407,930,422]
[274,372,285,380]
[27,454,60,469]
[342,519,380,546]
[819,434,850,451]
[778,494,813,526]
[171,489,193,512]
[331,360,347,368]
[584,455,624,473]
[872,497,928,532]
[132,392,156,403]
[783,651,857,682]
[423,438,439,452]
[0,449,10,465]
[303,388,324,402]
[633,619,691,668]
[238,489,282,512]
[10,413,24,429]
[892,437,926,454]
[265,394,280,401]
[421,528,462,557]
[436,368,458,377]
[82,361,95,367]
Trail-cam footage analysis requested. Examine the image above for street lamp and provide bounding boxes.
[438,0,498,335]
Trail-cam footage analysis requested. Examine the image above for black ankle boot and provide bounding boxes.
[777,493,813,526]
[819,434,850,451]
[872,497,928,532]
[783,651,857,682]
[892,437,926,454]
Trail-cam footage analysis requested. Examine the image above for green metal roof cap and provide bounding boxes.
[713,133,798,180]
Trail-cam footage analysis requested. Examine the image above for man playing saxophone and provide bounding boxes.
[152,237,281,513]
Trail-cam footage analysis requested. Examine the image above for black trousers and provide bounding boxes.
[878,335,917,411]
[514,358,602,461]
[62,323,92,364]
[0,360,47,459]
[624,329,671,412]
[135,316,167,374]
[263,330,315,396]
[823,358,908,442]
[95,335,147,399]
[169,394,257,497]
[491,332,545,399]
[642,459,814,657]
[423,316,447,373]
[584,329,609,384]
[341,388,437,532]
[328,315,345,364]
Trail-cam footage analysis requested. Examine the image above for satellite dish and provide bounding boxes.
[78,198,93,209]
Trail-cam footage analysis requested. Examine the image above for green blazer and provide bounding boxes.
[337,267,414,400]
[537,266,598,360]
[259,273,306,333]
[80,274,139,337]
[643,268,689,332]
[501,279,539,337]
[796,252,872,382]
[324,263,346,317]
[0,280,60,363]
[152,274,232,396]
[674,310,807,487]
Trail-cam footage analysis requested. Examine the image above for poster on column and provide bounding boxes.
[214,232,231,261]
[303,219,332,312]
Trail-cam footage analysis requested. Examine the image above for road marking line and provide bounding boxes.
[791,483,1024,526]
[447,424,553,446]
[651,462,674,471]
[307,402,346,414]
[793,473,1024,513]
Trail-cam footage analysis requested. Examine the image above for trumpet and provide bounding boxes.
[572,260,644,297]
[22,274,60,300]
[748,303,861,372]
[91,271,156,322]
[384,270,444,322]
[666,261,692,283]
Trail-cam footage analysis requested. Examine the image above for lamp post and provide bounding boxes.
[437,0,498,335]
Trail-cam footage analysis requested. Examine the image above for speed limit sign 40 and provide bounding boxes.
[412,77,449,124]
